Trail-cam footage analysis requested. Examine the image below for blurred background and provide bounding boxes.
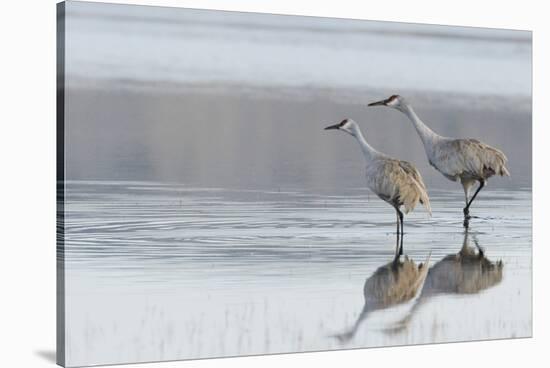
[64,1,532,191]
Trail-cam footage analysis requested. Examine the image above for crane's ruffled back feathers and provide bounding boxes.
[433,139,510,180]
[366,159,431,215]
[395,160,432,215]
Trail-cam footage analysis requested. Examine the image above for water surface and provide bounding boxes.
[63,181,531,366]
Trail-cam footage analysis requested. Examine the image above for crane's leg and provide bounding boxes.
[399,210,404,256]
[464,180,485,217]
[393,207,401,265]
[461,178,481,227]
[396,207,404,256]
[393,207,403,265]
[463,215,470,228]
[461,178,474,219]
[396,211,400,235]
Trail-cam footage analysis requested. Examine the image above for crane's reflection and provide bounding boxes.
[385,228,503,334]
[334,252,431,343]
[335,228,503,343]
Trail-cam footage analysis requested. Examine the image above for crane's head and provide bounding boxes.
[324,118,360,137]
[368,94,407,111]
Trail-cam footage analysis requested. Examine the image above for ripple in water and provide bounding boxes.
[61,181,531,366]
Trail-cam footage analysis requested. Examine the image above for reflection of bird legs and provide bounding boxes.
[458,227,484,258]
[332,305,370,344]
[472,236,485,258]
[383,296,427,335]
[384,253,432,335]
[458,227,471,258]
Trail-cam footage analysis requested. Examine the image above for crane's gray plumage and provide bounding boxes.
[368,95,510,225]
[325,118,431,259]
[428,138,510,182]
[366,157,431,215]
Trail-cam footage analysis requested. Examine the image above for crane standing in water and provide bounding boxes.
[325,119,431,262]
[368,95,510,227]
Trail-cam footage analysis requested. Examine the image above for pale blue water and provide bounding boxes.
[62,181,531,366]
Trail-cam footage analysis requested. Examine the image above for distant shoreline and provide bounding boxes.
[64,76,532,112]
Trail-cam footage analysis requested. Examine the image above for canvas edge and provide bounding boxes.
[56,1,67,367]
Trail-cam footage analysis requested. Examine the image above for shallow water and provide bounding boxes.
[62,181,531,366]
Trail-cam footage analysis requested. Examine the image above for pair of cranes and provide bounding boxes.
[325,95,509,262]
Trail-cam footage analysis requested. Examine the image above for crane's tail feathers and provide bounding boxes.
[414,178,431,216]
[400,178,432,217]
[483,144,510,177]
[421,195,432,217]
[500,165,511,177]
[392,160,432,216]
[403,187,431,217]
[425,201,432,217]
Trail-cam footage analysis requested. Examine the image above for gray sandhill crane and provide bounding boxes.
[325,119,431,260]
[334,253,431,343]
[368,95,510,227]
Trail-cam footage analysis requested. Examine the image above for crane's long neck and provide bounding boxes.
[402,104,440,149]
[353,127,379,162]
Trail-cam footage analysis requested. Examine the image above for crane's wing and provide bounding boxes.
[395,160,432,215]
[368,158,431,215]
[397,160,429,194]
[433,139,510,180]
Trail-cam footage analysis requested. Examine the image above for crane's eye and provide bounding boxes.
[387,95,400,104]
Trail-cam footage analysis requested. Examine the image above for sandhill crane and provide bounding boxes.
[325,119,431,260]
[368,95,510,227]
